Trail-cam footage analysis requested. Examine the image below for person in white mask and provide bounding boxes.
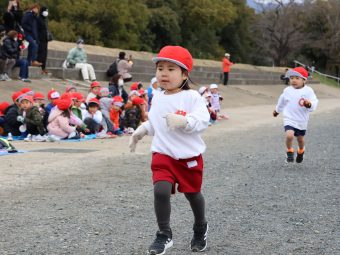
[37,7,50,74]
[66,39,97,82]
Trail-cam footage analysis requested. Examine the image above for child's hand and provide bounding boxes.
[165,113,187,129]
[17,115,25,123]
[273,110,279,117]
[129,124,148,152]
[303,99,312,108]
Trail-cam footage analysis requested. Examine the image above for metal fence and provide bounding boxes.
[293,60,340,85]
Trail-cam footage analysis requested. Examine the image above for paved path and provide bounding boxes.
[0,109,339,254]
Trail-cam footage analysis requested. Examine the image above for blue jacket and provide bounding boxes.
[21,11,39,40]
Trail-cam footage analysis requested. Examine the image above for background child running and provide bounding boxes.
[129,46,210,255]
[273,67,318,163]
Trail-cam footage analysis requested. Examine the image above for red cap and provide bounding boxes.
[132,97,145,105]
[20,87,33,94]
[90,81,101,89]
[152,45,193,72]
[88,98,100,106]
[130,82,139,91]
[60,93,72,100]
[286,67,308,80]
[12,91,23,102]
[19,95,34,104]
[56,98,73,111]
[72,92,85,102]
[113,96,124,107]
[33,92,45,100]
[47,89,60,100]
[0,102,10,113]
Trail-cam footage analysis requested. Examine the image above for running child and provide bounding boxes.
[129,46,210,254]
[273,67,318,163]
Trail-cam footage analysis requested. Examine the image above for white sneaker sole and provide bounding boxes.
[147,240,173,255]
[190,224,209,252]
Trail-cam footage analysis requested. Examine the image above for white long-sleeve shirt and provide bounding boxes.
[275,85,318,130]
[143,89,210,159]
[82,110,103,124]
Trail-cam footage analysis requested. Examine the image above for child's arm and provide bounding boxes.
[274,93,286,115]
[129,121,153,152]
[304,89,318,112]
[92,111,103,124]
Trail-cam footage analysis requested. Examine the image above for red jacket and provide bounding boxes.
[222,57,233,72]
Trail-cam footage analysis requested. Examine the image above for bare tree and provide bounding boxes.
[251,0,305,66]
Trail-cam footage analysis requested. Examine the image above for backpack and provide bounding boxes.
[123,107,141,130]
[106,59,119,77]
[0,137,17,153]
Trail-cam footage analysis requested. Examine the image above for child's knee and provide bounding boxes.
[286,132,294,140]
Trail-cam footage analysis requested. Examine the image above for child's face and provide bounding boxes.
[69,88,76,93]
[21,100,32,111]
[111,104,120,111]
[156,61,187,91]
[210,88,218,94]
[290,76,305,89]
[92,87,100,95]
[74,100,82,108]
[34,99,44,106]
[130,94,137,100]
[89,105,98,114]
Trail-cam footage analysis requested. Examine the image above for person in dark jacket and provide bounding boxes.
[37,6,49,74]
[108,74,128,103]
[21,3,42,66]
[3,0,23,33]
[0,30,18,81]
[4,91,23,137]
[2,30,30,82]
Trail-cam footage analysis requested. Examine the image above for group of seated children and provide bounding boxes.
[198,83,229,124]
[0,79,153,141]
[0,79,228,141]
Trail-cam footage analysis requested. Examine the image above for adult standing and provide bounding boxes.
[222,53,233,86]
[37,7,50,74]
[66,39,96,82]
[3,0,23,33]
[21,3,42,67]
[117,51,133,82]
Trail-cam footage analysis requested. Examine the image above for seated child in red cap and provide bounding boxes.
[86,81,101,104]
[82,98,103,134]
[17,95,47,141]
[122,96,146,133]
[129,45,210,254]
[0,102,11,136]
[4,91,24,139]
[71,92,89,133]
[46,89,60,114]
[110,96,124,134]
[47,96,78,139]
[273,67,318,163]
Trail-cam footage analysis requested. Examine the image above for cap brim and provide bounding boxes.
[152,57,188,71]
[286,70,307,80]
[114,102,123,107]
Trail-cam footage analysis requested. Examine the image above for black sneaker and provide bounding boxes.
[148,229,173,255]
[296,151,304,163]
[191,222,208,252]
[286,151,294,163]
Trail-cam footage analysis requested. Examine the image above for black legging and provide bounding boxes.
[223,72,229,85]
[154,181,206,231]
[37,41,48,70]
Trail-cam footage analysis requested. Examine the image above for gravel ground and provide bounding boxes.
[0,111,339,255]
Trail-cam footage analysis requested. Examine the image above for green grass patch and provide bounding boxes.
[313,73,340,88]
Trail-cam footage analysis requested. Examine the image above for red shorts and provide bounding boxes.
[151,152,204,194]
